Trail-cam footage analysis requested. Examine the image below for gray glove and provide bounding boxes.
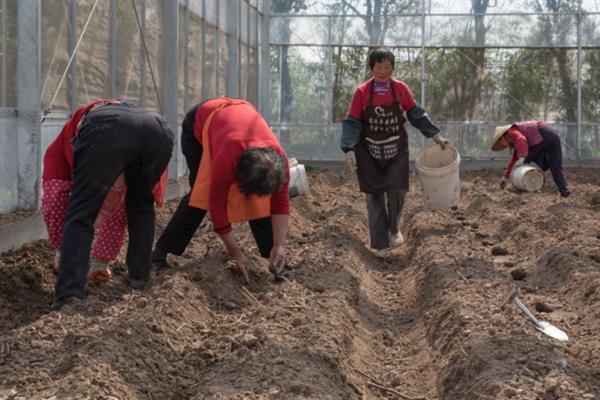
[345,151,356,172]
[432,134,449,150]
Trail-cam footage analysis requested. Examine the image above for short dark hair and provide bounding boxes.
[236,147,287,196]
[368,48,395,70]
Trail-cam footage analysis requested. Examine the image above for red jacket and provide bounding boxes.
[503,121,544,178]
[194,98,290,235]
[41,100,167,260]
[348,78,417,120]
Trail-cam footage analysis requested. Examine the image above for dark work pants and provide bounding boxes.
[526,126,570,196]
[55,106,174,300]
[153,106,274,260]
[366,190,406,250]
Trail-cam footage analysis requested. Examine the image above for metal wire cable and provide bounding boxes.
[131,0,162,114]
[42,0,100,123]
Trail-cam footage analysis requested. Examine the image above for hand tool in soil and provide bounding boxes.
[270,264,294,283]
[510,295,569,342]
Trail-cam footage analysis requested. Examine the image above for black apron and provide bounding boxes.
[355,80,409,193]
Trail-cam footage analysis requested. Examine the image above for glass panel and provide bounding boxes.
[270,46,281,123]
[178,3,186,117]
[189,0,203,18]
[142,0,162,111]
[217,30,228,96]
[41,0,71,111]
[75,0,110,106]
[218,0,227,32]
[1,0,17,107]
[271,16,329,45]
[188,0,204,105]
[426,14,578,47]
[248,45,258,105]
[205,0,217,25]
[116,0,142,105]
[582,49,600,123]
[580,124,600,157]
[582,14,600,46]
[241,0,248,44]
[582,1,600,12]
[427,0,544,14]
[204,20,217,99]
[278,126,342,161]
[285,46,329,125]
[249,5,258,47]
[240,43,249,100]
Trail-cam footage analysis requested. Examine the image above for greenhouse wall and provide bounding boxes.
[0,0,269,213]
[268,0,600,161]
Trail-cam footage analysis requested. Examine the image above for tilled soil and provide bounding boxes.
[1,167,599,400]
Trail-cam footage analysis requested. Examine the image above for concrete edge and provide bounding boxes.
[1,159,599,254]
[0,180,190,255]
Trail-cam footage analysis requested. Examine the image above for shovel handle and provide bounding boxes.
[513,297,542,327]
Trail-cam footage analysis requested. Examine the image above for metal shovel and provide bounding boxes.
[513,296,569,341]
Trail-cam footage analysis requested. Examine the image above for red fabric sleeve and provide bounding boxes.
[41,179,71,249]
[504,151,519,179]
[92,206,127,262]
[348,86,366,120]
[209,151,237,236]
[42,130,72,182]
[394,80,417,113]
[507,128,529,159]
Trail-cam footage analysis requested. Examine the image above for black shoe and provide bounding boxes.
[127,276,150,290]
[561,191,571,198]
[50,296,82,311]
[151,248,170,268]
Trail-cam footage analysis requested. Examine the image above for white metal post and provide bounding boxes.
[17,0,42,209]
[162,0,179,180]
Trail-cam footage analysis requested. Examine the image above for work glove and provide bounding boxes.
[515,157,526,167]
[500,176,509,189]
[432,134,449,150]
[345,151,356,172]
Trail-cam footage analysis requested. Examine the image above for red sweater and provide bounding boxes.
[503,124,543,178]
[348,78,417,120]
[194,99,290,235]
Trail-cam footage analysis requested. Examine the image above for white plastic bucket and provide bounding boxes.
[415,144,461,210]
[510,164,545,192]
[289,164,310,198]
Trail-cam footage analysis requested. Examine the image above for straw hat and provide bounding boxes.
[491,124,513,151]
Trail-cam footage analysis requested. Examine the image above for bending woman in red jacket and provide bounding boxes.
[43,100,173,309]
[491,121,570,197]
[152,98,290,283]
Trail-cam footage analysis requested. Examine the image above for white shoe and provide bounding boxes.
[370,248,388,257]
[390,231,404,246]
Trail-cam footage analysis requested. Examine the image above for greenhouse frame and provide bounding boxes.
[0,0,599,214]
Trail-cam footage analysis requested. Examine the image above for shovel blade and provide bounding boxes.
[536,321,569,341]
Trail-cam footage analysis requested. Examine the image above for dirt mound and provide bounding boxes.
[1,167,599,399]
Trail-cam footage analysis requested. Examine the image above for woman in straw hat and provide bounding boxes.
[491,121,570,197]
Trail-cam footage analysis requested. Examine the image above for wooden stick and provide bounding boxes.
[499,286,518,310]
[457,270,470,284]
[365,381,428,400]
[241,286,269,313]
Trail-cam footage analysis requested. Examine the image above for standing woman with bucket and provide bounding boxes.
[491,121,571,198]
[341,49,447,257]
